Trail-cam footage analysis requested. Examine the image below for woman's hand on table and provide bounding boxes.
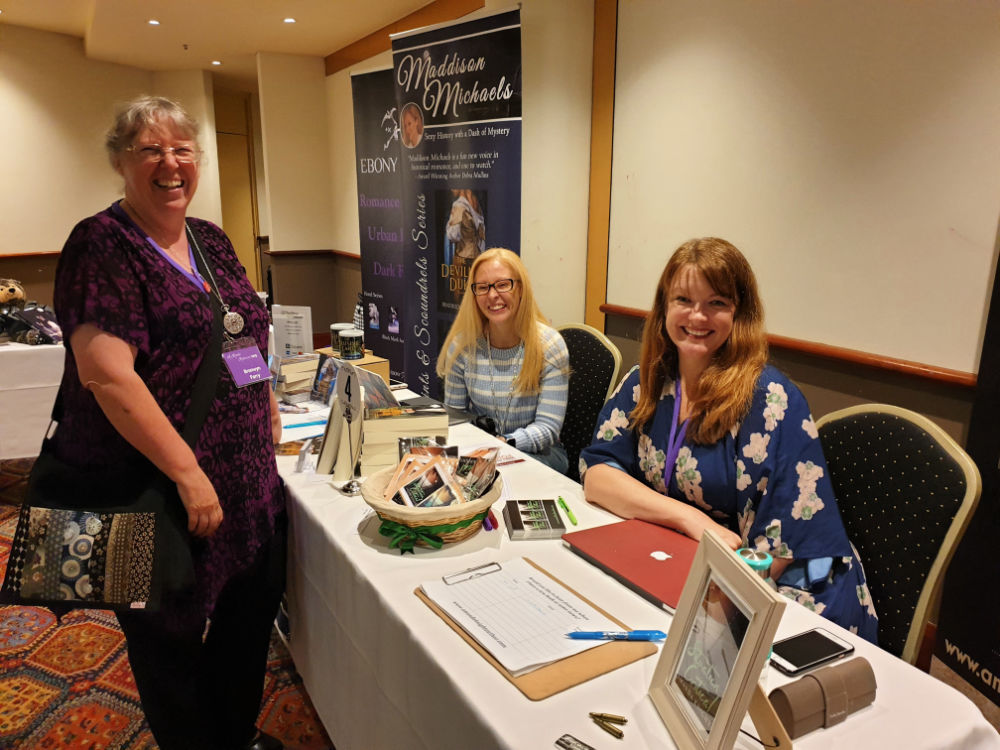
[584,465,742,548]
[680,509,741,549]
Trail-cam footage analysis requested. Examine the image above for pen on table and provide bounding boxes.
[589,712,627,725]
[483,508,499,531]
[557,496,577,525]
[287,419,327,429]
[566,630,666,641]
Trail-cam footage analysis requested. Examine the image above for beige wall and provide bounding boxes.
[605,315,975,444]
[321,0,595,327]
[0,24,224,256]
[324,54,389,255]
[250,93,270,237]
[256,52,335,252]
[609,0,1000,375]
[263,253,361,342]
[518,0,594,327]
[151,70,223,225]
[0,25,149,253]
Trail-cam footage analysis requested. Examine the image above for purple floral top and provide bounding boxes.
[52,203,284,621]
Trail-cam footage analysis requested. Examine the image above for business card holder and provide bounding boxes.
[768,656,876,739]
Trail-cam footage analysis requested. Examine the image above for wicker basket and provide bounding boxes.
[361,466,503,552]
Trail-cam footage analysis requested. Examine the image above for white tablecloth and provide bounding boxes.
[281,420,1000,750]
[0,342,63,459]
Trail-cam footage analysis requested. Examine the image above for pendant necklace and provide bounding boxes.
[486,331,521,435]
[186,223,245,336]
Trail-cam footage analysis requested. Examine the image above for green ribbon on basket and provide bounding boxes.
[378,511,489,554]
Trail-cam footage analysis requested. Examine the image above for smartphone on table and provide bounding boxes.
[770,627,855,676]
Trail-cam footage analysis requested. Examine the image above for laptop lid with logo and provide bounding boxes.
[562,519,699,612]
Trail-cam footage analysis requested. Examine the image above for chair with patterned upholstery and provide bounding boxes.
[557,324,622,483]
[816,404,981,666]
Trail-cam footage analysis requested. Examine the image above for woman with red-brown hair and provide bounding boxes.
[582,237,878,642]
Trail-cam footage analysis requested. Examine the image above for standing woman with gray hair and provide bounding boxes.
[50,95,285,750]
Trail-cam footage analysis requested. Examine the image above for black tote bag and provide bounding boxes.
[2,452,196,611]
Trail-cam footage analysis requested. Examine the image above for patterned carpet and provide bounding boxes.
[0,501,335,749]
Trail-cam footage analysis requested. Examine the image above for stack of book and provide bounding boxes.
[361,404,450,475]
[502,499,567,540]
[275,353,321,403]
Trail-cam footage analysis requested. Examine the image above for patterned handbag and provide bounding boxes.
[2,453,196,610]
[1,234,223,612]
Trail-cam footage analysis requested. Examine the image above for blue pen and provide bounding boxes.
[567,630,667,641]
[288,419,328,428]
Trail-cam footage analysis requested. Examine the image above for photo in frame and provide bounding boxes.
[648,530,789,750]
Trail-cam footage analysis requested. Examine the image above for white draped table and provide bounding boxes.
[0,342,63,459]
[280,418,1000,750]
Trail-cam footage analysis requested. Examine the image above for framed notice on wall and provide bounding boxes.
[648,531,787,750]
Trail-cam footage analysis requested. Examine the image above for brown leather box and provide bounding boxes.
[768,657,877,739]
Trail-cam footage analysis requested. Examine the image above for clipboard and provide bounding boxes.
[414,557,658,700]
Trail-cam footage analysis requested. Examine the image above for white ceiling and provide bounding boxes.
[0,0,432,89]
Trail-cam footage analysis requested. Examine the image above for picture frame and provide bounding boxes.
[648,530,788,750]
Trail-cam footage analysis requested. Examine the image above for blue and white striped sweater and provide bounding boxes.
[444,323,569,453]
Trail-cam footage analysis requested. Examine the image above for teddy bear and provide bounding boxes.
[0,278,27,310]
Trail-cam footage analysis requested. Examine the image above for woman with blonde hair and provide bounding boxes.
[581,237,878,641]
[437,248,570,473]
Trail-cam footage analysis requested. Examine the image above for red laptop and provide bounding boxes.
[562,519,699,613]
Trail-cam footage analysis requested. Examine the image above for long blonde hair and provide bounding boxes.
[632,238,768,444]
[436,248,551,394]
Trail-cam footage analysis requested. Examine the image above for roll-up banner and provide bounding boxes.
[936,263,1000,707]
[392,8,522,398]
[351,69,406,380]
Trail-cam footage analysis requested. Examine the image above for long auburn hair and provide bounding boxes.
[632,237,768,444]
[436,248,554,394]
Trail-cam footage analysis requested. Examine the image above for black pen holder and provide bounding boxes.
[768,657,876,739]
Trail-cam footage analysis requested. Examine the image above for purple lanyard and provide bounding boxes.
[663,379,689,489]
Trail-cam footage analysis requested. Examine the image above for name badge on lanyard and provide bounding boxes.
[222,336,270,387]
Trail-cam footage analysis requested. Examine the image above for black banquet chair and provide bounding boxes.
[816,404,981,666]
[556,324,622,483]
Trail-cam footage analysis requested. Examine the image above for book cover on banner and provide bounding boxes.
[436,188,488,314]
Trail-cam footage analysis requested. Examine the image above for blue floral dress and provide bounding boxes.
[580,365,878,643]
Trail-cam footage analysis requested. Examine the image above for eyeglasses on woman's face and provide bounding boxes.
[125,143,200,164]
[470,278,517,296]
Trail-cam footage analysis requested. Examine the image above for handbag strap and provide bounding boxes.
[50,222,225,449]
[181,221,224,446]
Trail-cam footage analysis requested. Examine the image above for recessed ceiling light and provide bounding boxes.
[148,19,160,25]
[283,17,296,24]
[211,61,221,66]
